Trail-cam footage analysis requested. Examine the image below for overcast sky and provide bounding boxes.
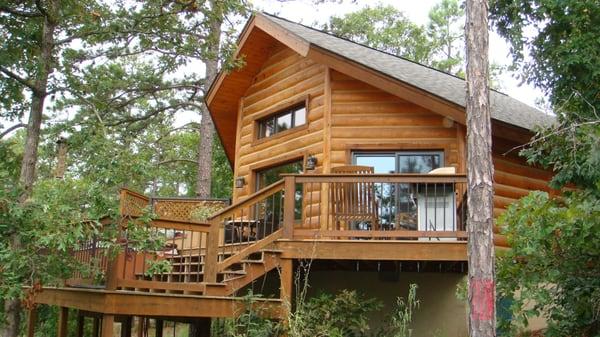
[250,0,544,108]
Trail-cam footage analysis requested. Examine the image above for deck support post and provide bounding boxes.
[189,318,211,337]
[136,317,146,337]
[93,317,101,337]
[57,307,69,337]
[76,311,85,337]
[101,314,115,337]
[26,307,37,337]
[280,258,293,319]
[155,319,164,337]
[121,316,133,337]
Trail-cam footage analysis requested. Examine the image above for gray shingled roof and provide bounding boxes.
[262,13,554,131]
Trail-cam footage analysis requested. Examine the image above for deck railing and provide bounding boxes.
[67,175,470,291]
[281,173,468,240]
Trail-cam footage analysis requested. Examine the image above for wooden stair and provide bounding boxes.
[205,249,282,296]
[130,247,282,297]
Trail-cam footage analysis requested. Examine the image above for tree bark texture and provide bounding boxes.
[465,0,496,336]
[195,0,223,198]
[2,2,58,337]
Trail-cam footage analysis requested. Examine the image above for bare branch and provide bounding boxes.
[156,159,197,166]
[0,6,42,17]
[0,66,38,92]
[0,123,26,139]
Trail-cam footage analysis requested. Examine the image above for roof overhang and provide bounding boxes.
[205,13,535,166]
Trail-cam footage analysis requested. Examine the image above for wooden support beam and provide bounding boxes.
[121,316,132,337]
[101,314,114,337]
[76,312,85,337]
[27,307,37,337]
[93,317,101,337]
[189,318,211,337]
[57,307,69,337]
[136,317,145,337]
[279,259,293,313]
[155,319,164,337]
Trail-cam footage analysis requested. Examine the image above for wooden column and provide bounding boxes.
[101,314,115,337]
[155,319,164,337]
[189,318,211,337]
[57,307,69,337]
[121,316,133,337]
[136,317,146,337]
[204,222,219,283]
[76,312,85,337]
[93,317,101,337]
[283,176,296,239]
[279,258,293,317]
[26,307,37,337]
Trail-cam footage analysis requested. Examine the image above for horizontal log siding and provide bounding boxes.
[491,143,555,217]
[233,48,325,202]
[329,70,461,171]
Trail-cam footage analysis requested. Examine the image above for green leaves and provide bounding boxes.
[323,1,466,76]
[497,190,600,336]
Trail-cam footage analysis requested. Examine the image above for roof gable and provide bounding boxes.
[206,13,554,164]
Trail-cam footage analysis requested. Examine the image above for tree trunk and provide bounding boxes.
[195,0,223,198]
[2,2,58,337]
[465,0,496,336]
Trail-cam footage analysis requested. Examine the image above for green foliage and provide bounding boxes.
[373,284,420,337]
[496,191,600,336]
[490,0,600,120]
[490,0,600,191]
[293,290,382,337]
[324,5,432,65]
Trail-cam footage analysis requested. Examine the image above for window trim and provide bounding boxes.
[252,96,309,144]
[352,150,445,173]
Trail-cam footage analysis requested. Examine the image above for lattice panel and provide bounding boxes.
[153,199,227,222]
[121,191,150,217]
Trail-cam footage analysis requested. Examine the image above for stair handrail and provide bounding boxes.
[204,179,286,283]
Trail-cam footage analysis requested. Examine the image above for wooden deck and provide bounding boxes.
[32,174,510,336]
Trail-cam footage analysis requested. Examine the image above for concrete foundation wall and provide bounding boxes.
[306,270,468,337]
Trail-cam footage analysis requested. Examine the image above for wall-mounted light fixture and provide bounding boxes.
[305,155,317,170]
[235,177,246,189]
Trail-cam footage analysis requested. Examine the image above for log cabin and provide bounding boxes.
[31,13,555,337]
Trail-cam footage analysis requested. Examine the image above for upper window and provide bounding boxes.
[257,103,306,139]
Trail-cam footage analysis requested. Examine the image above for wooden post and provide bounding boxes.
[93,317,101,337]
[26,307,37,337]
[101,314,114,337]
[279,259,293,310]
[76,311,85,337]
[283,176,296,239]
[57,307,69,337]
[155,319,164,337]
[136,317,145,337]
[204,221,219,283]
[121,316,133,337]
[465,0,496,335]
[189,318,211,337]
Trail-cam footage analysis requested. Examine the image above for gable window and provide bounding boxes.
[257,103,306,139]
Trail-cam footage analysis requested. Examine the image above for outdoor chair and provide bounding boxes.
[329,165,379,230]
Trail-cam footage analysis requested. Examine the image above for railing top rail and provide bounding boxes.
[151,196,230,203]
[119,187,150,201]
[281,173,467,183]
[207,179,285,221]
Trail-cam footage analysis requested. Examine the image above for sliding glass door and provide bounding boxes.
[353,151,446,231]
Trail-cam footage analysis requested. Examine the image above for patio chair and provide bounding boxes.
[329,165,379,230]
